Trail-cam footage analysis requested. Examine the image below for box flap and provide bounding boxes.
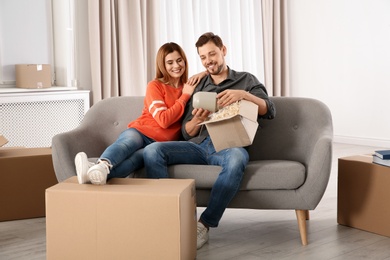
[237,100,258,122]
[0,135,9,147]
[0,147,51,158]
[338,154,373,164]
[200,100,258,125]
[205,116,259,152]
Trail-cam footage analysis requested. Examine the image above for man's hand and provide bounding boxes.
[191,108,211,123]
[216,89,247,107]
[185,108,211,137]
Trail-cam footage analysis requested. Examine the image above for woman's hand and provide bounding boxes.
[182,83,196,96]
[187,71,208,86]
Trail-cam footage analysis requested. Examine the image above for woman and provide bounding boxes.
[75,42,205,185]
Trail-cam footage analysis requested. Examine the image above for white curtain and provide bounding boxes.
[158,0,265,84]
[87,0,268,104]
[262,0,290,96]
[87,0,160,104]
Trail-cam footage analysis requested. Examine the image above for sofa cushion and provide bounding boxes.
[133,160,305,191]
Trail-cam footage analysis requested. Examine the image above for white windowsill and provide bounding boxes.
[0,86,78,93]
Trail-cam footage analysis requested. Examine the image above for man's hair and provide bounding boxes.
[195,32,224,50]
[155,42,188,84]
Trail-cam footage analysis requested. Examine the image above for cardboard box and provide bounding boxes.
[200,100,259,152]
[0,147,58,221]
[0,135,8,147]
[46,177,197,260]
[338,155,390,237]
[15,64,51,88]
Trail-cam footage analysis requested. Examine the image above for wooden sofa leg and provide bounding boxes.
[295,209,308,245]
[305,210,310,220]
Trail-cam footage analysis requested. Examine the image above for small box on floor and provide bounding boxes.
[15,64,51,89]
[46,177,197,260]
[0,147,57,221]
[338,155,390,237]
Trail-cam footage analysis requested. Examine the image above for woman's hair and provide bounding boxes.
[195,32,224,51]
[155,42,188,84]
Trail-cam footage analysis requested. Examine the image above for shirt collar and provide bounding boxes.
[204,66,233,86]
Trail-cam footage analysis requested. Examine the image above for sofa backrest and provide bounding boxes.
[81,96,333,165]
[80,96,144,152]
[248,97,333,164]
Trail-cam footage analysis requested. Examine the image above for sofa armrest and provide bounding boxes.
[51,126,108,182]
[297,135,333,209]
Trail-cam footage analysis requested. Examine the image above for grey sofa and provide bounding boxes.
[52,96,333,245]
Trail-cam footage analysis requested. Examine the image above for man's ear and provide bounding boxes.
[222,45,227,56]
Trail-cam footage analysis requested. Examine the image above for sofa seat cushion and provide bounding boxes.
[164,160,306,190]
[106,159,306,191]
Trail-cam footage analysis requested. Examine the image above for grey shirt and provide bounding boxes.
[181,67,276,143]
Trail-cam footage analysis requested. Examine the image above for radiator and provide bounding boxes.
[0,89,90,148]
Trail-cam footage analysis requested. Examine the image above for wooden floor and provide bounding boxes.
[1,142,390,260]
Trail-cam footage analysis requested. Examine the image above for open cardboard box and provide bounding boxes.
[200,100,259,152]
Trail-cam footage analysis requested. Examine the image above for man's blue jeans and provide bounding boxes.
[143,136,249,227]
[100,128,154,179]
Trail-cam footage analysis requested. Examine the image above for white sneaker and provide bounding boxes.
[197,222,209,249]
[75,152,94,184]
[87,162,110,185]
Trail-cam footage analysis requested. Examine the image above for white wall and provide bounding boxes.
[0,0,53,85]
[288,0,390,147]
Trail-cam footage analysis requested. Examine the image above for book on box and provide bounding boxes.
[372,155,390,167]
[374,149,390,160]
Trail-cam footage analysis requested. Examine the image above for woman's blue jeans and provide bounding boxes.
[143,136,249,227]
[100,128,154,179]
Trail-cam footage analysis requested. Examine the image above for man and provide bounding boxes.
[143,32,276,249]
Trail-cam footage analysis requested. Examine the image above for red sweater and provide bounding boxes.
[128,80,190,142]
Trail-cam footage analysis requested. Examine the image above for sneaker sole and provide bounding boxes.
[75,152,89,184]
[88,169,107,185]
[197,233,209,249]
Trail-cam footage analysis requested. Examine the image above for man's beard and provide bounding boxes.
[208,64,224,75]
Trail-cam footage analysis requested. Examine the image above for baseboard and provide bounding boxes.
[334,135,390,148]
